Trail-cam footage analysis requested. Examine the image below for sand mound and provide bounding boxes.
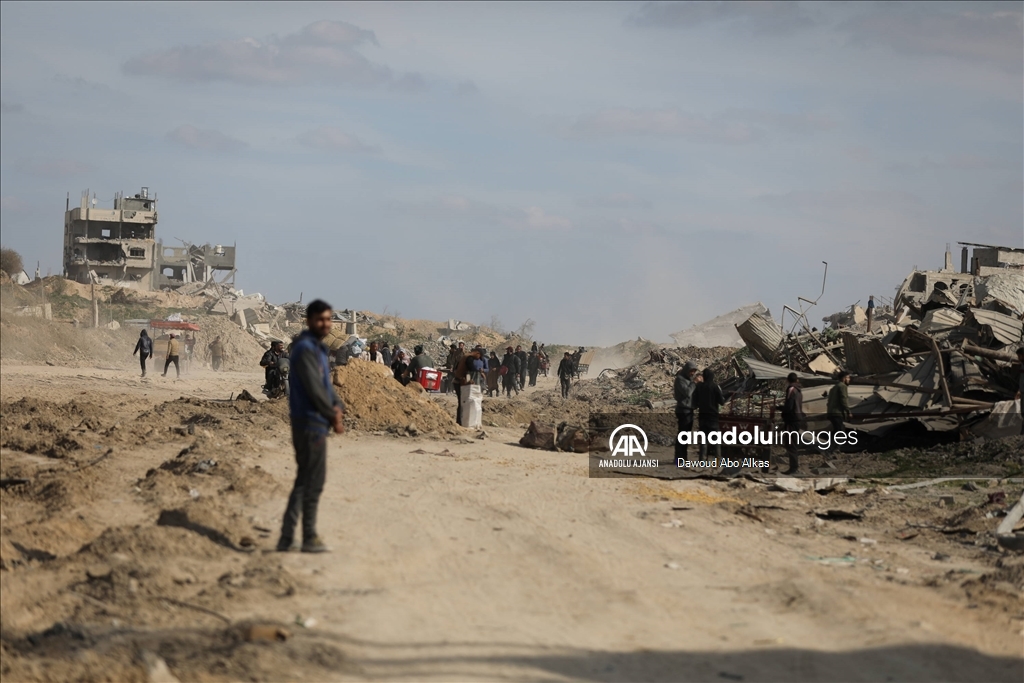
[192,315,276,372]
[1,398,114,460]
[331,359,457,434]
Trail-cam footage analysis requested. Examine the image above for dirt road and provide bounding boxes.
[1,362,1021,682]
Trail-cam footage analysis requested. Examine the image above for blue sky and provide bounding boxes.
[1,1,1021,344]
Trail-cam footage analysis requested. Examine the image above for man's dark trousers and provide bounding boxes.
[828,415,845,454]
[280,423,327,543]
[455,383,464,425]
[675,410,693,460]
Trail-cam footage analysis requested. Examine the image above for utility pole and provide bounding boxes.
[91,275,99,328]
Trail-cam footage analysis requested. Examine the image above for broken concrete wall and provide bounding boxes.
[670,303,768,348]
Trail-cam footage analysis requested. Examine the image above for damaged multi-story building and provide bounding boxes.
[893,242,1024,313]
[63,187,235,290]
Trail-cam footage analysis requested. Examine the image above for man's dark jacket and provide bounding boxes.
[288,331,345,432]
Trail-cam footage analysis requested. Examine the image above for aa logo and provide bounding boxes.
[609,424,648,458]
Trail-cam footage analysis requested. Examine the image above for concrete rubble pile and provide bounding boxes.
[167,280,288,342]
[729,242,1024,438]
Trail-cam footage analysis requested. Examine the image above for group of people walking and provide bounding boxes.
[131,330,226,378]
[369,340,565,399]
[673,358,860,475]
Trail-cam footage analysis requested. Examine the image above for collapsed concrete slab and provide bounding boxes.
[670,303,769,348]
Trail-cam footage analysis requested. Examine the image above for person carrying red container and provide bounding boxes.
[405,345,435,385]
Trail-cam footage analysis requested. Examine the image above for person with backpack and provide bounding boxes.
[695,368,726,459]
[781,373,805,474]
[133,329,153,377]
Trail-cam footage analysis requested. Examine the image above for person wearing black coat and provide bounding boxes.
[501,347,520,397]
[673,361,698,459]
[515,345,528,391]
[527,351,540,387]
[780,373,806,474]
[557,352,575,399]
[133,329,153,377]
[695,367,726,458]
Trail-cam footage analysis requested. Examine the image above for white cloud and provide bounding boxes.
[578,193,653,209]
[840,4,1023,72]
[523,206,572,231]
[571,107,761,143]
[886,153,1017,172]
[123,19,421,88]
[296,126,381,154]
[721,108,837,133]
[393,196,572,232]
[627,1,818,35]
[166,125,247,153]
[1,196,29,211]
[14,158,92,178]
[455,80,479,96]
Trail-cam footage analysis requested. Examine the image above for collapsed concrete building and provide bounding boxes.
[724,242,1024,438]
[63,187,235,290]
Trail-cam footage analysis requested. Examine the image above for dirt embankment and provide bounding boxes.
[0,389,346,682]
[0,311,270,372]
[331,359,457,435]
[1,362,1022,681]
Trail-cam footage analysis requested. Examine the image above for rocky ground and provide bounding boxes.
[1,314,1022,682]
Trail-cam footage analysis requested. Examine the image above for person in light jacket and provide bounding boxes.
[162,334,181,379]
[362,341,386,364]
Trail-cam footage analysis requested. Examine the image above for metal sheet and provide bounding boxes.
[842,333,904,375]
[968,308,1024,346]
[873,355,939,409]
[735,314,783,361]
[743,357,816,382]
[918,307,964,334]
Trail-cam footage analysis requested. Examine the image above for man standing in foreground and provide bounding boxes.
[827,370,852,454]
[278,300,345,554]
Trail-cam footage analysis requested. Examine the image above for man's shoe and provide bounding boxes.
[301,537,329,553]
[275,537,295,552]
